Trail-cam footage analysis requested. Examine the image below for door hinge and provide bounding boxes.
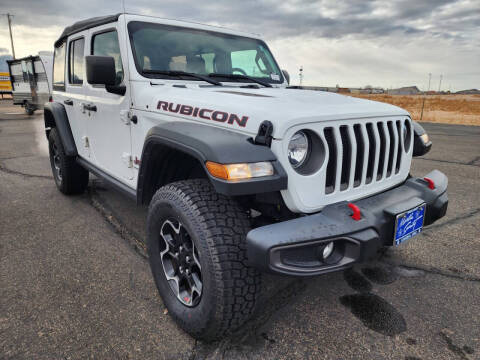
[82,136,90,148]
[122,152,133,168]
[120,110,132,125]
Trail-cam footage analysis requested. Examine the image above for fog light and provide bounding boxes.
[322,242,334,259]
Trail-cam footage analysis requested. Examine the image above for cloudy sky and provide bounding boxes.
[1,0,479,91]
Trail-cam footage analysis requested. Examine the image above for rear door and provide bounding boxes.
[84,26,133,181]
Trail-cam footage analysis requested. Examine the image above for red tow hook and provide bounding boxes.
[348,203,362,221]
[423,177,435,190]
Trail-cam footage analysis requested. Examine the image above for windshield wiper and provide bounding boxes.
[143,70,222,86]
[208,73,272,88]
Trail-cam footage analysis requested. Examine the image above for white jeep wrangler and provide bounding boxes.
[45,14,448,340]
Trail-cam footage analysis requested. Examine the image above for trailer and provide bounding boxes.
[0,72,12,99]
[7,52,53,115]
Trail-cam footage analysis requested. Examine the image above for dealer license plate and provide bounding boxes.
[394,204,426,246]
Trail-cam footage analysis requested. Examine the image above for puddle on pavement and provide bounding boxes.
[340,293,407,336]
[342,266,407,336]
[361,266,399,285]
[343,268,373,293]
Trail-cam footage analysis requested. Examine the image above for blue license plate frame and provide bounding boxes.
[394,204,426,246]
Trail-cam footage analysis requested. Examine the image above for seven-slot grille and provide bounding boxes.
[322,118,411,194]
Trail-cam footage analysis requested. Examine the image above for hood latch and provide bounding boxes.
[254,120,274,147]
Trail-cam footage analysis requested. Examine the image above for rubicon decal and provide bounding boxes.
[157,101,249,127]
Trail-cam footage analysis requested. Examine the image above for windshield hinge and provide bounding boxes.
[254,120,274,147]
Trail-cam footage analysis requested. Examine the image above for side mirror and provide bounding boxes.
[86,56,116,85]
[86,55,126,95]
[412,121,432,156]
[282,70,290,85]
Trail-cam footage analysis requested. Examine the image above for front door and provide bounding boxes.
[84,26,133,181]
[65,33,88,158]
[52,37,89,159]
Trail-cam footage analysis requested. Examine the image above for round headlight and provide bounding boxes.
[288,131,309,168]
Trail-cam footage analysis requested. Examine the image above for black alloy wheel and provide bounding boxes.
[159,219,203,307]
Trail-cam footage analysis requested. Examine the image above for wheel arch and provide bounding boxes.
[44,102,78,156]
[136,122,288,205]
[137,140,208,205]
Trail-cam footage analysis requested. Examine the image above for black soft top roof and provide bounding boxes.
[55,14,121,47]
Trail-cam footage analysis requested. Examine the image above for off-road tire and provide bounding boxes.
[25,105,34,116]
[48,128,89,195]
[147,179,261,341]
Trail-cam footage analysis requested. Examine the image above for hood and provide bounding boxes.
[134,83,410,139]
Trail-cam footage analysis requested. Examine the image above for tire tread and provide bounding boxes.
[149,179,260,340]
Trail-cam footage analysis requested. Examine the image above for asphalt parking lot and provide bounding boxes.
[1,100,479,360]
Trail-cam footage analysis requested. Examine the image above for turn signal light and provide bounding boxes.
[420,133,429,144]
[206,161,274,180]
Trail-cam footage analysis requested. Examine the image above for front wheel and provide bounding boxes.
[147,179,261,340]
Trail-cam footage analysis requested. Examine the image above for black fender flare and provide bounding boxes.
[44,102,78,156]
[137,122,287,203]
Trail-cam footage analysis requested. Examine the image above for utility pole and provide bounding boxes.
[438,74,443,93]
[2,13,15,59]
[421,73,432,121]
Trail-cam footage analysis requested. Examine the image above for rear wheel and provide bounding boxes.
[147,179,261,340]
[48,128,89,194]
[25,103,34,115]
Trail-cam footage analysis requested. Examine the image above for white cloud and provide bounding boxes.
[0,24,62,58]
[0,0,478,91]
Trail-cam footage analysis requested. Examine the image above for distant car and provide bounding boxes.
[7,52,53,115]
[44,13,448,340]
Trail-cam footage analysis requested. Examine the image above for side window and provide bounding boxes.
[53,42,66,90]
[68,38,85,85]
[92,31,123,85]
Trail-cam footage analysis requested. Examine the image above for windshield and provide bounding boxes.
[128,21,284,84]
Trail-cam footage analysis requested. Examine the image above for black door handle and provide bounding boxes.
[64,99,73,106]
[83,103,97,112]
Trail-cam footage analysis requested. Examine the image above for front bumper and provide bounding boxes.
[246,170,448,276]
